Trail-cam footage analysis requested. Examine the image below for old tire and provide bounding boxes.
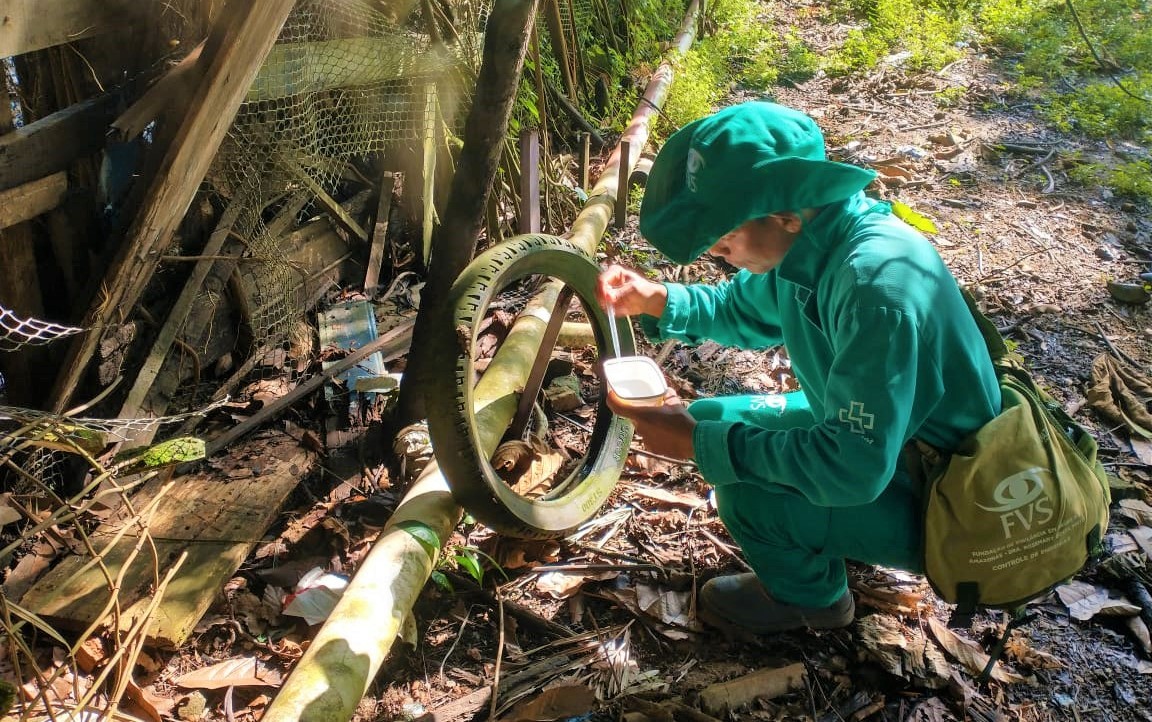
[425,234,635,538]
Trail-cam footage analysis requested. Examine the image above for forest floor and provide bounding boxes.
[8,4,1152,722]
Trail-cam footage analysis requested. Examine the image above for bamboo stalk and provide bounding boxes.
[261,3,702,720]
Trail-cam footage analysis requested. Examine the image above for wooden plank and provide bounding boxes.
[19,433,314,647]
[0,172,67,229]
[364,172,395,292]
[0,0,122,58]
[0,91,121,192]
[48,0,296,413]
[518,128,540,233]
[282,154,370,242]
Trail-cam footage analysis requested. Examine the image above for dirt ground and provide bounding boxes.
[9,4,1152,722]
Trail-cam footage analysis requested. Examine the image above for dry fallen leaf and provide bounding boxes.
[175,656,283,690]
[1115,499,1152,527]
[926,617,1034,685]
[501,684,596,722]
[1056,580,1142,620]
[1004,634,1063,670]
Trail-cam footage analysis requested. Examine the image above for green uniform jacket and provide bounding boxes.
[645,192,1001,507]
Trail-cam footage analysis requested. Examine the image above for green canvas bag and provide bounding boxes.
[917,293,1112,623]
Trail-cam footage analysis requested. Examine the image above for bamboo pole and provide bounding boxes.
[260,3,702,720]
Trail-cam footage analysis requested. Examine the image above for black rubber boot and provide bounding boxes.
[699,573,855,634]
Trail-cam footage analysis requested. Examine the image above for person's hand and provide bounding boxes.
[597,265,668,318]
[606,388,696,460]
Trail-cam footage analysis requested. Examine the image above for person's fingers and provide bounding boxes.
[605,389,629,417]
[596,266,629,309]
[660,387,682,407]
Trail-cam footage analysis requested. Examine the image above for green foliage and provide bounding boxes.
[777,33,821,85]
[659,0,782,133]
[972,0,1152,140]
[934,85,968,107]
[1045,78,1152,139]
[430,544,507,593]
[660,50,726,132]
[1070,158,1152,200]
[825,0,967,74]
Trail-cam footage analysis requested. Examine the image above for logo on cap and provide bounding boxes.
[685,148,705,193]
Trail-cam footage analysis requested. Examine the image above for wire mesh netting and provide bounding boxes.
[0,304,84,353]
[199,0,483,357]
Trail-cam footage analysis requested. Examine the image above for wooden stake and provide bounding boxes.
[364,172,396,292]
[519,128,541,234]
[48,0,296,412]
[614,140,630,229]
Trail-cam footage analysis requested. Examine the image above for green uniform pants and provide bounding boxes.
[689,391,925,608]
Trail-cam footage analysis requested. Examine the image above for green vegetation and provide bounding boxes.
[659,0,783,133]
[431,544,507,592]
[1070,158,1152,200]
[814,0,1152,198]
[825,0,968,74]
[526,0,1150,202]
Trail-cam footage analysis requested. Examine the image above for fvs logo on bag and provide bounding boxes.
[976,467,1054,539]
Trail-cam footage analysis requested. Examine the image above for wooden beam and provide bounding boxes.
[0,0,123,58]
[48,0,296,413]
[364,172,395,292]
[0,92,121,192]
[0,172,68,229]
[19,433,313,647]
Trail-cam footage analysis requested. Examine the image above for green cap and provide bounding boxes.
[639,101,877,264]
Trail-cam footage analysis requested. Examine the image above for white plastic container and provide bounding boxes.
[603,356,668,406]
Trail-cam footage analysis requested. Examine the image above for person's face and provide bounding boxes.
[707,214,803,273]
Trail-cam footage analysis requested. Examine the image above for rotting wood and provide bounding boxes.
[261,4,702,720]
[0,172,68,229]
[364,172,396,292]
[697,663,808,716]
[0,0,124,58]
[203,318,415,457]
[47,0,296,413]
[0,91,122,192]
[19,432,314,648]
